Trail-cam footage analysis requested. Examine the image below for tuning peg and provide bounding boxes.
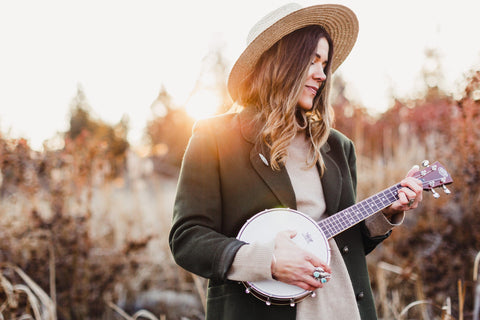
[422,160,430,167]
[442,185,451,194]
[431,188,441,199]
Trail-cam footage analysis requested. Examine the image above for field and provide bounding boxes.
[1,66,480,319]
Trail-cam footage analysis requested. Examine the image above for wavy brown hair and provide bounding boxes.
[237,25,334,173]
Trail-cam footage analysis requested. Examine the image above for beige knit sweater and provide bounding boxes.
[227,132,403,319]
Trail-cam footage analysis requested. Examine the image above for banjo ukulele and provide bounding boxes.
[236,161,452,306]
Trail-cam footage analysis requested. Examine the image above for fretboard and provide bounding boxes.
[318,183,402,239]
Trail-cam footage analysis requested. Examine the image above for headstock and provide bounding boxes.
[413,160,453,198]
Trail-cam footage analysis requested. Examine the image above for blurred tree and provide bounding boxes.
[146,46,232,173]
[330,74,377,157]
[66,85,129,179]
[146,87,195,174]
[332,48,453,161]
[0,138,32,196]
[196,44,232,114]
[421,47,445,92]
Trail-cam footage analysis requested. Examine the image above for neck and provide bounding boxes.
[318,183,402,239]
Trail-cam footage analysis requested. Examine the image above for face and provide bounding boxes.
[297,37,329,111]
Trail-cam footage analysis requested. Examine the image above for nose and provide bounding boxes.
[312,65,327,82]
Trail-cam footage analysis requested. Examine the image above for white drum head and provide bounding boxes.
[237,208,330,300]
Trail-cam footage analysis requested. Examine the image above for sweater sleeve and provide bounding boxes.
[227,241,275,282]
[365,211,405,237]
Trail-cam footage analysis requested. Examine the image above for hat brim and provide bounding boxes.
[227,4,359,101]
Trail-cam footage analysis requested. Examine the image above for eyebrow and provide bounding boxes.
[315,53,328,65]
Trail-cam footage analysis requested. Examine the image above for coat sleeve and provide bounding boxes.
[169,119,245,282]
[339,135,390,254]
[345,139,392,254]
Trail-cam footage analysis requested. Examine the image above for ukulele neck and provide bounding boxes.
[318,183,402,239]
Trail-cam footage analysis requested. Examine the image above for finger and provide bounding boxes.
[312,269,331,284]
[286,271,324,291]
[401,177,423,191]
[399,187,417,201]
[398,188,422,209]
[400,177,423,199]
[293,280,321,292]
[288,230,298,239]
[398,191,409,205]
[400,190,418,207]
[409,180,422,191]
[402,178,424,202]
[305,255,331,273]
[406,165,420,177]
[282,230,297,239]
[305,274,325,288]
[280,269,326,291]
[277,230,297,240]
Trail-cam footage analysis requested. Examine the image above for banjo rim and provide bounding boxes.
[236,208,331,305]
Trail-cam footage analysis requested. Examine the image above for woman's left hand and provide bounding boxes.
[382,165,423,219]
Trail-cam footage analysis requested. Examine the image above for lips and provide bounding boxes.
[306,85,318,96]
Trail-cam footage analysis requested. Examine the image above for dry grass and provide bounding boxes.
[0,264,56,320]
[0,144,471,319]
[0,149,203,319]
[1,70,479,319]
[0,129,466,320]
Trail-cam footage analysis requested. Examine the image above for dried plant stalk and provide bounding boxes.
[132,309,160,320]
[13,266,56,320]
[107,301,134,320]
[0,273,17,308]
[12,284,42,320]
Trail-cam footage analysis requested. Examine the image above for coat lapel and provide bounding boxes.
[320,142,343,216]
[239,108,344,212]
[249,143,297,209]
[239,108,296,209]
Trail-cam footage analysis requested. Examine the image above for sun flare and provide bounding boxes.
[185,90,221,120]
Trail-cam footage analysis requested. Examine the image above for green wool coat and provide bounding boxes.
[169,109,389,320]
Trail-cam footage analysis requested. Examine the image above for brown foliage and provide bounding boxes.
[146,108,195,171]
[66,86,129,179]
[0,144,141,319]
[1,56,480,319]
[332,72,480,318]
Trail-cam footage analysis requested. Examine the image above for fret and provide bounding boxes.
[319,184,402,239]
[316,161,454,239]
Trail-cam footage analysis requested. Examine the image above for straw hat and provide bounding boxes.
[227,3,359,101]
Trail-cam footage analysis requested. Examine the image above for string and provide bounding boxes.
[319,177,447,239]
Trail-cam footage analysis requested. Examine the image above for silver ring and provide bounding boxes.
[313,267,331,284]
[408,198,415,206]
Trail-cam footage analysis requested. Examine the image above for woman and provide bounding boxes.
[169,3,423,320]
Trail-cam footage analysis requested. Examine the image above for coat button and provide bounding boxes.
[341,246,349,254]
[356,291,365,301]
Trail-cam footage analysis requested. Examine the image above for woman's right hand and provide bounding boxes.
[271,230,331,291]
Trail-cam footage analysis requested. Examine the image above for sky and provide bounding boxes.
[1,0,480,150]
